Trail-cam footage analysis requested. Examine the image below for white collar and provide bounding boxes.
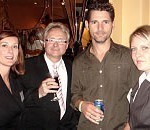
[139,72,150,86]
[44,53,62,67]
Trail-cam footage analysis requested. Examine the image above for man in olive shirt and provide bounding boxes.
[71,1,139,130]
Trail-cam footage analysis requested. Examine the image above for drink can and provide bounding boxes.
[94,99,104,112]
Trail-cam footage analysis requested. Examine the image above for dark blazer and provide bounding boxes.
[130,80,150,130]
[0,72,24,130]
[19,54,77,130]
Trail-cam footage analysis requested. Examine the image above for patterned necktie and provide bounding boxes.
[52,64,58,78]
[56,70,66,119]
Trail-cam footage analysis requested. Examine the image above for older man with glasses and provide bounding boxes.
[19,22,78,130]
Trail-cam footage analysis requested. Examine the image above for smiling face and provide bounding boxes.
[44,27,68,62]
[85,10,114,45]
[131,35,150,73]
[0,36,19,69]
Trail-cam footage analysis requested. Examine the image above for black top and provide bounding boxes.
[0,72,24,130]
[130,79,150,129]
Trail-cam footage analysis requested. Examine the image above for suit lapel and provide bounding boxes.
[0,74,24,110]
[130,82,139,104]
[10,76,24,110]
[63,58,72,107]
[36,54,50,79]
[133,80,150,104]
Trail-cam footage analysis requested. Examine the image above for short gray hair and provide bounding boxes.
[44,22,70,41]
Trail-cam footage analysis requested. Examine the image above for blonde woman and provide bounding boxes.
[125,25,150,130]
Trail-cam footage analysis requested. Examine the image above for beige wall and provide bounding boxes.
[82,0,150,47]
[110,0,150,47]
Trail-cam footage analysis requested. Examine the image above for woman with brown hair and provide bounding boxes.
[0,30,25,130]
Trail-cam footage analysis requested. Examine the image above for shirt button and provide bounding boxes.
[100,85,103,88]
[99,70,102,74]
[118,66,121,69]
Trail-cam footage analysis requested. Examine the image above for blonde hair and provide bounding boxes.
[44,22,70,41]
[130,25,150,47]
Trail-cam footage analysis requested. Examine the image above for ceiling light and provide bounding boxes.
[61,0,65,5]
[34,2,37,5]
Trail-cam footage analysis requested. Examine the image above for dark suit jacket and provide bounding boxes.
[19,54,77,130]
[130,80,150,130]
[0,72,24,130]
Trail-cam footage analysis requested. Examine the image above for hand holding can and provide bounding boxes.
[94,99,104,121]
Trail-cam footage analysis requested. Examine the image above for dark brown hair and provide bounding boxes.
[86,2,115,22]
[0,30,25,75]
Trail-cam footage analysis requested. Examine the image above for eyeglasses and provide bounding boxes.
[45,38,68,45]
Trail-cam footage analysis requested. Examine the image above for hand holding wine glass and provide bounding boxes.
[38,73,59,98]
[51,67,60,101]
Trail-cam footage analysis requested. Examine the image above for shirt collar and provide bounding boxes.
[139,72,150,86]
[44,53,62,67]
[85,39,118,58]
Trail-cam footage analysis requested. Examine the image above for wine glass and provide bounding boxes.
[51,67,59,101]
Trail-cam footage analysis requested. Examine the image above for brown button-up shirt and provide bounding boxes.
[71,41,139,130]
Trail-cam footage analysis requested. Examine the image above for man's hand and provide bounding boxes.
[38,78,59,98]
[81,101,104,124]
